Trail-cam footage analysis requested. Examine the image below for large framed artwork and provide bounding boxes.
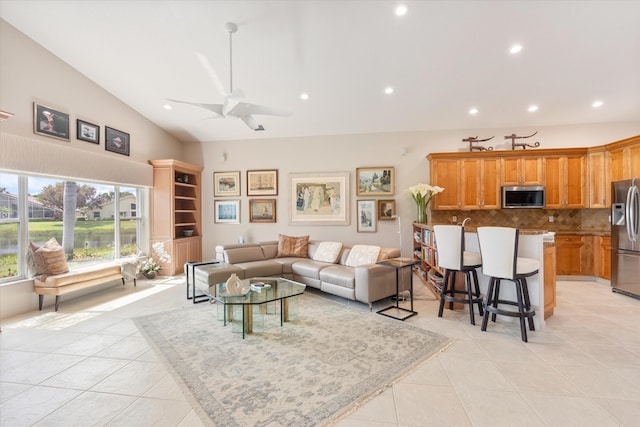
[76,119,100,144]
[356,167,394,196]
[214,200,240,224]
[214,171,241,196]
[377,199,396,220]
[357,200,377,232]
[105,126,130,156]
[249,199,276,223]
[289,172,350,225]
[33,103,70,141]
[247,169,278,196]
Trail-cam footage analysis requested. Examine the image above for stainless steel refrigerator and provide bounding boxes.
[611,178,640,298]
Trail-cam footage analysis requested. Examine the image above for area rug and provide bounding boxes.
[134,291,452,426]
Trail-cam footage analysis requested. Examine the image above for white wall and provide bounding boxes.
[196,123,640,260]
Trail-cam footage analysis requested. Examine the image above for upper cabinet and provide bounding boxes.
[461,158,501,209]
[609,136,640,181]
[501,156,543,186]
[588,148,610,208]
[430,158,461,210]
[544,153,587,209]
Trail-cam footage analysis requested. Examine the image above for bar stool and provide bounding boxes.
[476,226,538,342]
[433,225,484,325]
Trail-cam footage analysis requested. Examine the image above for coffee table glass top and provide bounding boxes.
[214,277,306,304]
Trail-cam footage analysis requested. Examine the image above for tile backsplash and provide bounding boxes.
[430,208,610,232]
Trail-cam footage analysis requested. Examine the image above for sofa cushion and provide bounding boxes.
[319,265,355,289]
[277,234,309,258]
[345,245,381,267]
[31,238,69,276]
[236,260,282,278]
[224,245,266,264]
[312,241,343,263]
[291,259,330,280]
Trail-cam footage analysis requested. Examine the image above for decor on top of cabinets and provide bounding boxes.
[214,171,241,196]
[76,119,99,144]
[247,169,278,196]
[33,103,70,141]
[105,126,130,156]
[506,131,541,150]
[356,167,394,196]
[405,183,444,223]
[377,199,396,220]
[290,172,349,225]
[249,199,276,223]
[463,135,494,152]
[357,200,377,232]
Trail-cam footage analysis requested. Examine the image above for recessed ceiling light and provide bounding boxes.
[300,93,309,100]
[528,105,538,112]
[163,104,172,110]
[395,4,408,16]
[592,100,604,108]
[384,86,394,95]
[510,44,523,54]
[469,108,478,115]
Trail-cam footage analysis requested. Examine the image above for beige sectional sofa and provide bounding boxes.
[195,240,410,309]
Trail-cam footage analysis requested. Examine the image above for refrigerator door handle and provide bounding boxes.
[632,184,640,242]
[626,186,636,242]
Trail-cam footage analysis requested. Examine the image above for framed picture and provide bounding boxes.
[33,103,70,140]
[76,119,99,144]
[289,172,350,225]
[249,199,276,223]
[214,200,240,224]
[356,167,394,196]
[377,199,396,220]
[357,200,377,232]
[214,171,241,196]
[247,169,278,196]
[105,126,130,156]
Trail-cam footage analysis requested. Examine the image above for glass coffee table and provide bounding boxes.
[213,277,306,338]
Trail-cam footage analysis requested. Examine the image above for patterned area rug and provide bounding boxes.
[134,291,451,426]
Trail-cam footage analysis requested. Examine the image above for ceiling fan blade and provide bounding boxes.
[240,115,265,131]
[167,99,225,117]
[226,101,291,118]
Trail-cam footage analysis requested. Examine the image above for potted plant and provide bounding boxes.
[140,242,171,279]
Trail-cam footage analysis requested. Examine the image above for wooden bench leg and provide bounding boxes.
[54,296,60,312]
[39,295,44,310]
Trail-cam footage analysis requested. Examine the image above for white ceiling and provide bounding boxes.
[1,0,639,143]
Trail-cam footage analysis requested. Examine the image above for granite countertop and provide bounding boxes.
[424,223,610,237]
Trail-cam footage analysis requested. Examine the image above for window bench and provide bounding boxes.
[35,259,138,311]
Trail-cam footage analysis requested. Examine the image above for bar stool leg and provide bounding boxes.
[491,279,501,322]
[465,271,475,325]
[520,278,535,331]
[514,280,528,342]
[438,269,450,318]
[471,268,484,316]
[481,278,495,332]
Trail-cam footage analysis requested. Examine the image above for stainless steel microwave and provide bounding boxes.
[501,186,545,208]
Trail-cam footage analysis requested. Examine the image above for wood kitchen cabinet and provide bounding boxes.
[555,234,593,276]
[588,148,611,208]
[594,236,611,280]
[430,158,461,209]
[543,243,556,319]
[501,156,543,186]
[543,154,587,209]
[460,158,501,210]
[608,135,640,181]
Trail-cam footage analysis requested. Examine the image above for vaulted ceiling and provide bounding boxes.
[2,0,639,142]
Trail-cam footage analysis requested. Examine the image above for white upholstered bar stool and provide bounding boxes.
[476,226,539,342]
[433,225,484,325]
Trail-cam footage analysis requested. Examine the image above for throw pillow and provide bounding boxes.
[312,241,343,263]
[277,234,309,258]
[34,238,69,275]
[345,245,381,267]
[29,241,47,275]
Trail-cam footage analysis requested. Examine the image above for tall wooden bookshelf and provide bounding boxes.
[149,159,203,276]
[412,223,443,295]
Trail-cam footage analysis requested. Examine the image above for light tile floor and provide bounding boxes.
[1,276,639,426]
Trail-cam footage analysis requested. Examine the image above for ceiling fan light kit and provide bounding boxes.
[168,22,289,131]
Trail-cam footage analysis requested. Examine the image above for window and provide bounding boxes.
[0,171,144,282]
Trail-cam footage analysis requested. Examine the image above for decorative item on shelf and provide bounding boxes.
[463,135,495,152]
[506,131,541,150]
[183,229,194,237]
[140,242,172,279]
[405,183,444,224]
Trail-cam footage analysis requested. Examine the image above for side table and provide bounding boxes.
[185,260,219,303]
[376,257,419,321]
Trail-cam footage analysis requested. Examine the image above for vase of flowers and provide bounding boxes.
[405,183,444,224]
[141,242,172,279]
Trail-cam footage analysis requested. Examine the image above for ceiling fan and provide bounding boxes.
[169,22,290,131]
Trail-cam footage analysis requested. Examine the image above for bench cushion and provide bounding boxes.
[34,262,123,295]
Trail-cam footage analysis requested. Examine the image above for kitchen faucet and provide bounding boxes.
[462,217,471,227]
